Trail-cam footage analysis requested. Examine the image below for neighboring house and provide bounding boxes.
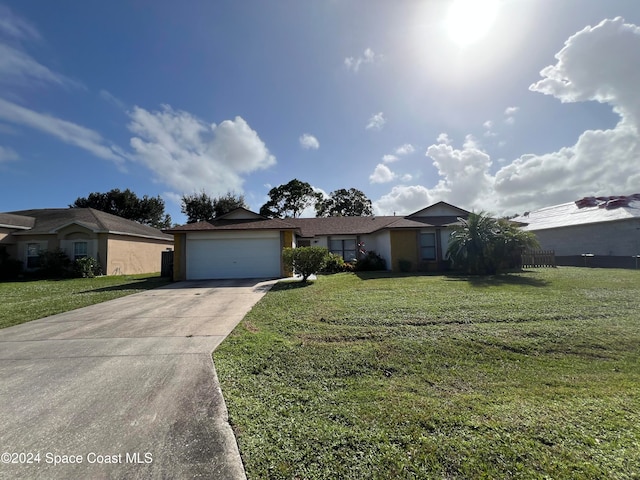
[165,202,470,280]
[513,194,640,268]
[0,208,174,275]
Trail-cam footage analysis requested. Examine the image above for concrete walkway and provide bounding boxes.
[0,279,276,479]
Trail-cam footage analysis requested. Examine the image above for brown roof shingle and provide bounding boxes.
[165,217,297,232]
[286,216,398,237]
[0,213,35,229]
[5,208,173,241]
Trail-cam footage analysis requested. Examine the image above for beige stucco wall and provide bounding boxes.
[106,235,173,275]
[14,235,54,267]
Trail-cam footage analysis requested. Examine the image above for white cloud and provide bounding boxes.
[299,133,319,150]
[128,105,275,195]
[344,48,382,72]
[375,18,640,216]
[0,8,81,91]
[374,185,434,216]
[0,43,83,90]
[366,112,386,131]
[0,98,125,165]
[401,173,413,182]
[504,106,519,116]
[0,145,18,163]
[382,154,399,163]
[369,163,396,184]
[483,120,497,137]
[99,89,127,110]
[436,133,451,145]
[395,143,415,155]
[0,5,40,41]
[424,135,494,209]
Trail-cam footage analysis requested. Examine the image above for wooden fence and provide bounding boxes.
[521,250,556,268]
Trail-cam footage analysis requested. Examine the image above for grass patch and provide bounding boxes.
[0,274,170,329]
[215,268,640,479]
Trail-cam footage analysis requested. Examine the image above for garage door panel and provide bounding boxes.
[186,234,281,280]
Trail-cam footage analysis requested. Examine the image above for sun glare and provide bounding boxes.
[446,0,499,46]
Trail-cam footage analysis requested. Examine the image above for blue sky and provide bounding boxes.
[1,0,639,224]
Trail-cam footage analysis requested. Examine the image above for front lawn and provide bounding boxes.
[0,274,170,329]
[215,268,640,479]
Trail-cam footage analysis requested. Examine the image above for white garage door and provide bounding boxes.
[186,231,281,280]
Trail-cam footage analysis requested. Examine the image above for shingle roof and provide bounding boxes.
[165,217,297,232]
[286,216,399,237]
[514,197,640,231]
[384,216,465,229]
[4,208,173,241]
[165,205,469,237]
[0,213,35,229]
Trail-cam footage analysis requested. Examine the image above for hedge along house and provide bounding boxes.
[166,202,470,280]
[513,194,640,268]
[0,208,174,275]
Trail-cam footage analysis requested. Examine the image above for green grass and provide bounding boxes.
[215,268,640,479]
[0,274,170,329]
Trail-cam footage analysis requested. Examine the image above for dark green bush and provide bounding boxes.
[283,246,328,282]
[37,249,72,278]
[354,251,386,271]
[0,247,22,280]
[74,257,103,278]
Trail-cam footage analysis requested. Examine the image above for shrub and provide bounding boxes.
[37,249,72,278]
[283,246,328,282]
[447,212,540,275]
[354,251,386,271]
[0,247,22,281]
[322,253,346,274]
[74,257,103,278]
[342,262,355,273]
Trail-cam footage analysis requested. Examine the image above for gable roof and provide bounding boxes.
[407,201,470,218]
[4,208,173,241]
[514,195,640,231]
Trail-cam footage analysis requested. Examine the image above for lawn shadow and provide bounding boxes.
[78,277,171,294]
[352,270,550,287]
[271,280,314,291]
[444,271,551,288]
[354,271,442,281]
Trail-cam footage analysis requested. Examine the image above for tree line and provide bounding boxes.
[68,179,373,227]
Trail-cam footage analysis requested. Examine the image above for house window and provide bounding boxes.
[420,233,437,260]
[27,243,41,268]
[330,239,357,262]
[74,242,88,260]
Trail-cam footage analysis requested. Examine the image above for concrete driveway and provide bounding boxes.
[0,279,276,480]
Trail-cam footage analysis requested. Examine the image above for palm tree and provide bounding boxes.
[447,212,539,275]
